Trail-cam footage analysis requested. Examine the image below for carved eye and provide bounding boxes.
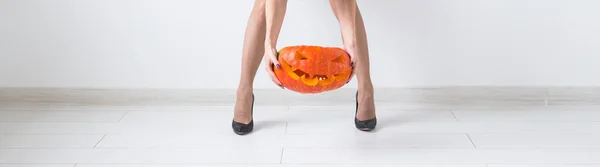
[332,56,344,63]
[294,52,310,60]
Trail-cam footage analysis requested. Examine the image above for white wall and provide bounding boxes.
[1,0,599,89]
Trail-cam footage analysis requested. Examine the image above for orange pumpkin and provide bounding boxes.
[274,45,353,94]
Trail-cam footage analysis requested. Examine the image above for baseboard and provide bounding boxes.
[1,87,599,107]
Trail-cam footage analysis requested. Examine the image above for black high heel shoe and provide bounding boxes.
[232,93,254,135]
[355,91,377,131]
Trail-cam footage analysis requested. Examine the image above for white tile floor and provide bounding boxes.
[1,88,600,166]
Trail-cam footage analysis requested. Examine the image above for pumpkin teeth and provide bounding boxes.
[301,75,319,86]
[313,75,329,81]
[318,75,335,86]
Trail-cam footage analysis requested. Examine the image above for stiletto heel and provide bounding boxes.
[232,93,254,135]
[355,91,376,131]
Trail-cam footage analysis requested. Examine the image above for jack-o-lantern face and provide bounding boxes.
[274,45,353,94]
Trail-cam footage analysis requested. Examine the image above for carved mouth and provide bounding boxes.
[292,69,329,81]
[280,59,349,86]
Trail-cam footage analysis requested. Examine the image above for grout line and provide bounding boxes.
[466,133,477,148]
[450,110,459,121]
[93,134,107,148]
[280,148,284,164]
[118,112,129,122]
[286,105,290,135]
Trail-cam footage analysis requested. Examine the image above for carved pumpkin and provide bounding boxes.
[274,45,353,94]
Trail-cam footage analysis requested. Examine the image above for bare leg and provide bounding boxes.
[234,0,267,124]
[329,0,376,121]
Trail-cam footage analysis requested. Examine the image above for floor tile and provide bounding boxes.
[96,133,473,148]
[452,109,600,122]
[119,106,288,123]
[0,134,104,148]
[96,134,286,148]
[0,111,125,122]
[469,134,600,148]
[0,148,282,164]
[0,121,287,135]
[282,148,600,164]
[285,122,600,134]
[280,133,473,148]
[447,105,551,110]
[288,106,456,122]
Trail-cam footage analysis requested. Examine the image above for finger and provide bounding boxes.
[269,71,284,89]
[346,66,356,84]
[344,48,356,68]
[265,63,284,88]
[346,52,356,83]
[263,53,277,69]
[271,76,283,89]
[271,51,281,69]
[349,52,356,69]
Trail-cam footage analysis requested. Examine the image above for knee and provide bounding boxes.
[254,0,267,13]
[251,0,267,15]
[329,0,357,7]
[329,0,357,14]
[254,0,266,9]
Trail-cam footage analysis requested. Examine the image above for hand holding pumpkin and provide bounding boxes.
[343,45,357,84]
[264,46,284,89]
